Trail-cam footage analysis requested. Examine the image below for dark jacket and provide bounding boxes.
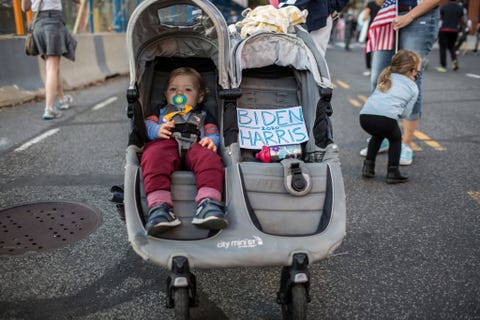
[280,0,349,31]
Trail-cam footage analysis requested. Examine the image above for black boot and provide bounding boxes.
[362,160,375,178]
[386,166,408,184]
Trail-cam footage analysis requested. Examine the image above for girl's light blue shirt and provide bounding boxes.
[360,73,419,120]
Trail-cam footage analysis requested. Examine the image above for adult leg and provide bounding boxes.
[310,15,332,57]
[447,32,459,69]
[438,32,448,68]
[399,8,439,147]
[56,59,65,102]
[370,50,394,92]
[44,55,61,110]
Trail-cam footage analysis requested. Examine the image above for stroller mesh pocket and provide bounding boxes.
[239,162,331,236]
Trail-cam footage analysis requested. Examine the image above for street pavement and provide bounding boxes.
[0,43,479,319]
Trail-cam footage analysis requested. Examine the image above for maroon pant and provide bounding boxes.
[141,139,224,195]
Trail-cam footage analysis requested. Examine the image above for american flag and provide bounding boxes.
[366,0,397,53]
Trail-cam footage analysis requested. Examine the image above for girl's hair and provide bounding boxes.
[377,49,422,92]
[167,67,207,97]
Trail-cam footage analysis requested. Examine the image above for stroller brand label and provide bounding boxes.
[217,236,264,249]
[237,106,309,149]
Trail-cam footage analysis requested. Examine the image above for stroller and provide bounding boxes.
[119,0,346,319]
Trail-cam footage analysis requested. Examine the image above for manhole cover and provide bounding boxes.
[0,201,102,256]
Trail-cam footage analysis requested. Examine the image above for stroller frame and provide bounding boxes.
[120,1,346,318]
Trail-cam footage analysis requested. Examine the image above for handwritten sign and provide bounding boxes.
[237,106,309,149]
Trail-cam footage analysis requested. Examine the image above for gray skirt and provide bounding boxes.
[33,10,77,61]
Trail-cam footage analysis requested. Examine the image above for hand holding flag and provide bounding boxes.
[366,0,397,53]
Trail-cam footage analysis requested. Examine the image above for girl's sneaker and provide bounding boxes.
[359,138,389,157]
[58,95,74,110]
[42,108,61,120]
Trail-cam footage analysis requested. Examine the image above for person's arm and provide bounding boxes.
[21,0,31,12]
[392,0,440,30]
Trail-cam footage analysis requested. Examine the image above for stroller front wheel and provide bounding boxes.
[173,287,190,320]
[281,283,308,320]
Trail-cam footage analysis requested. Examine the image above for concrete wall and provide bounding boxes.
[0,33,128,107]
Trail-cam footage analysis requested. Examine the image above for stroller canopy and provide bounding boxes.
[126,0,231,90]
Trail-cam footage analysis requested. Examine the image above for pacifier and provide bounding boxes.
[172,94,187,106]
[163,94,193,121]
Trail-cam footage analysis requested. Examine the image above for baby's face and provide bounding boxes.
[166,75,204,107]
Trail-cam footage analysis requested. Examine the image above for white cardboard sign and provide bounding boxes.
[237,106,309,149]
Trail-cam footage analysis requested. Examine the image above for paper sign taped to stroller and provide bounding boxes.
[237,106,309,149]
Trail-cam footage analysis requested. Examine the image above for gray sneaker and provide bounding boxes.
[58,95,74,110]
[145,203,181,236]
[192,198,227,230]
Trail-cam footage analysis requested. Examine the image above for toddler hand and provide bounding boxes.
[199,137,217,152]
[158,120,175,139]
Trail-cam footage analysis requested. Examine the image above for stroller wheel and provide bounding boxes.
[281,284,307,320]
[173,287,190,320]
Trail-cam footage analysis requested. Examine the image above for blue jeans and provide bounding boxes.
[371,8,439,121]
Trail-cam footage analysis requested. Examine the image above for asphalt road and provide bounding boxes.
[1,44,479,320]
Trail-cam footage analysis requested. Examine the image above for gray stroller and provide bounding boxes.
[120,1,346,319]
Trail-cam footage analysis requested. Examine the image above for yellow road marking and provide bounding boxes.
[413,130,446,151]
[410,142,422,151]
[349,98,362,108]
[467,191,480,204]
[358,95,368,102]
[336,80,350,89]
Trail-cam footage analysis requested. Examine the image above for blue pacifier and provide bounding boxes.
[172,94,187,106]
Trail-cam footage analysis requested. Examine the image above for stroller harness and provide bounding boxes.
[163,104,206,158]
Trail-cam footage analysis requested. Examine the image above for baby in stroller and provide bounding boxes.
[142,67,227,236]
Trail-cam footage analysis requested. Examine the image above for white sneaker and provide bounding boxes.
[359,138,389,157]
[58,95,73,110]
[42,107,61,120]
[362,70,371,76]
[400,144,413,166]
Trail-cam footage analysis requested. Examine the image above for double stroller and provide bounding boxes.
[119,0,346,318]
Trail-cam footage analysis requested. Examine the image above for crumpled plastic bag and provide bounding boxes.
[236,5,308,38]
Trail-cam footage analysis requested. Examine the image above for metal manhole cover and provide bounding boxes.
[0,201,102,256]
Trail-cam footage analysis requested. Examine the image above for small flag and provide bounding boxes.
[366,0,397,53]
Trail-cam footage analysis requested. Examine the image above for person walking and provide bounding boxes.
[360,0,384,75]
[360,50,421,184]
[343,5,356,51]
[361,0,441,166]
[436,0,464,72]
[276,0,349,57]
[21,0,76,120]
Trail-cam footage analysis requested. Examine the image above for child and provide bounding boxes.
[141,67,226,236]
[359,49,421,184]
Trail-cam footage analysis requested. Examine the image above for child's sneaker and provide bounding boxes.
[145,203,180,236]
[359,138,389,157]
[192,198,227,230]
[42,108,61,120]
[400,144,413,166]
[58,95,74,110]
